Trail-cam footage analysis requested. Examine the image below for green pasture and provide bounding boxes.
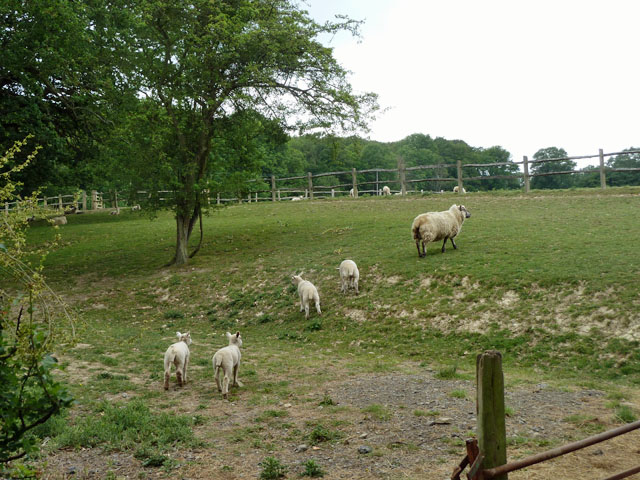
[11,187,640,473]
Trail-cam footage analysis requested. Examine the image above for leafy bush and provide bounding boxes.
[259,457,287,479]
[301,459,325,477]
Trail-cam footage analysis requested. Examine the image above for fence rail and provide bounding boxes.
[4,149,640,212]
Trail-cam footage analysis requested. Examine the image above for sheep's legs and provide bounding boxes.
[163,370,170,390]
[315,300,321,315]
[450,237,457,249]
[416,241,426,258]
[441,238,447,252]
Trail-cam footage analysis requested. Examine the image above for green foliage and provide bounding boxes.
[530,147,576,190]
[361,404,392,421]
[307,425,342,445]
[259,457,288,479]
[0,139,74,465]
[301,459,325,477]
[614,405,637,424]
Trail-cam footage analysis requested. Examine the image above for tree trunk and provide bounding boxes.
[174,212,191,266]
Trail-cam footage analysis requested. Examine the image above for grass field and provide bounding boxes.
[10,187,640,478]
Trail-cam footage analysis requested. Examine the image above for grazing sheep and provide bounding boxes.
[212,331,243,399]
[411,204,471,258]
[131,204,141,211]
[51,216,67,226]
[453,186,466,193]
[349,188,355,197]
[110,209,120,215]
[291,274,321,319]
[338,260,359,294]
[291,195,303,201]
[163,331,192,390]
[382,186,391,196]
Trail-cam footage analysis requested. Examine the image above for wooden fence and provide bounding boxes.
[452,351,640,480]
[4,149,640,212]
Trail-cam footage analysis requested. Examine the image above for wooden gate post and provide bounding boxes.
[351,168,358,198]
[81,190,87,211]
[308,172,314,200]
[477,350,507,479]
[599,149,606,189]
[523,156,530,193]
[456,160,464,194]
[91,190,98,210]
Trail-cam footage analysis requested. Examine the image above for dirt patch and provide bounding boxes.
[40,369,637,480]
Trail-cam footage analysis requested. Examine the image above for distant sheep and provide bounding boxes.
[338,260,359,295]
[163,331,192,390]
[349,188,355,197]
[131,204,141,211]
[411,204,471,258]
[291,274,321,319]
[212,331,243,399]
[109,209,120,215]
[382,186,391,196]
[291,196,304,201]
[51,216,67,226]
[453,186,466,193]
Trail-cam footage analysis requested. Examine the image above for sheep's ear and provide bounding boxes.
[176,332,182,338]
[226,332,232,339]
[235,331,240,338]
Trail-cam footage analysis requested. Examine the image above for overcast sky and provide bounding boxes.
[305,0,640,167]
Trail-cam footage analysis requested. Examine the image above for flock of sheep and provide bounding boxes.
[163,197,472,399]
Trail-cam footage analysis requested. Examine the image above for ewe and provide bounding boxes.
[291,274,321,319]
[163,331,192,390]
[453,185,466,193]
[382,185,391,196]
[338,260,359,294]
[411,204,471,258]
[212,331,243,399]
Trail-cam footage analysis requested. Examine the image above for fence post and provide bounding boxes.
[91,190,98,210]
[477,350,507,480]
[352,168,358,198]
[456,160,465,194]
[599,148,606,189]
[248,193,251,203]
[308,172,314,200]
[376,170,379,195]
[523,156,530,193]
[81,190,87,211]
[397,157,406,195]
[277,190,281,201]
[43,196,48,208]
[271,175,276,202]
[217,193,220,205]
[114,190,119,213]
[331,189,335,198]
[58,194,63,210]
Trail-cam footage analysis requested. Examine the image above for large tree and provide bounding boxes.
[113,0,378,265]
[530,147,575,190]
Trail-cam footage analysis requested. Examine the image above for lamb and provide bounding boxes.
[411,204,471,258]
[349,188,355,197]
[51,216,67,226]
[291,274,321,319]
[453,186,466,193]
[163,331,192,390]
[382,185,391,196]
[338,260,359,294]
[291,195,303,201]
[131,204,141,211]
[212,331,243,399]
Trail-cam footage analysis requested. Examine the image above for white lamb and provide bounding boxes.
[411,204,471,258]
[338,259,359,294]
[349,188,355,197]
[163,331,192,390]
[212,331,243,399]
[382,186,391,196]
[453,186,466,193]
[51,216,67,226]
[291,274,321,319]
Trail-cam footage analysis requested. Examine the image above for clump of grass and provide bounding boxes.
[259,457,287,480]
[449,389,467,399]
[361,404,392,421]
[301,459,325,477]
[163,310,185,319]
[615,405,637,423]
[435,364,463,380]
[319,394,335,406]
[307,424,342,445]
[413,409,438,417]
